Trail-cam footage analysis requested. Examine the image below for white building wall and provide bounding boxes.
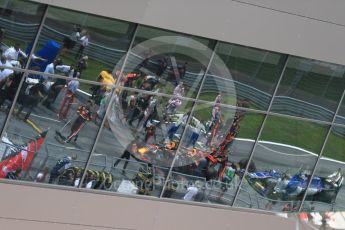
[0,182,298,230]
[31,0,345,66]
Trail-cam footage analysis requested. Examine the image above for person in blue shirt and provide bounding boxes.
[49,155,77,184]
[167,113,188,140]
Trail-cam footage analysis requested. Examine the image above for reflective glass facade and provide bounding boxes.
[0,0,344,214]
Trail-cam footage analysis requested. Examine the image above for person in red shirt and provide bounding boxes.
[64,100,93,143]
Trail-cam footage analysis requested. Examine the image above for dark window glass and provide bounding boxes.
[199,42,287,111]
[271,57,345,122]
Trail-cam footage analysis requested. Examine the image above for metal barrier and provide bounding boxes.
[6,132,36,147]
[26,143,107,183]
[151,165,170,196]
[40,143,90,169]
[87,153,107,172]
[0,17,39,43]
[331,203,345,212]
[163,171,207,200]
[110,155,149,190]
[302,201,333,212]
[205,180,237,205]
[253,194,296,212]
[234,188,255,208]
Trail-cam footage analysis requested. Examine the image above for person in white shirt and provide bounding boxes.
[74,173,96,189]
[56,64,79,78]
[0,55,14,82]
[31,54,47,64]
[74,177,81,187]
[4,43,27,61]
[43,58,63,80]
[34,167,49,183]
[55,64,71,75]
[173,81,185,97]
[44,62,55,76]
[60,24,81,55]
[75,31,89,60]
[70,28,81,44]
[214,94,221,105]
[183,185,198,201]
[80,34,89,46]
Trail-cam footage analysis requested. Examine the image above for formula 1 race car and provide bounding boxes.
[245,168,344,204]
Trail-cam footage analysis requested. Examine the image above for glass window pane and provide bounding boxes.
[199,42,287,110]
[271,57,345,122]
[0,0,45,69]
[301,125,345,212]
[234,115,329,212]
[86,89,193,196]
[30,6,136,90]
[123,25,215,98]
[161,102,265,205]
[0,74,104,187]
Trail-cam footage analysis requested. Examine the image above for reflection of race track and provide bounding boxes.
[0,91,344,211]
[0,90,115,168]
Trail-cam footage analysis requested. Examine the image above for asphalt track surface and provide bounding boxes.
[0,87,344,213]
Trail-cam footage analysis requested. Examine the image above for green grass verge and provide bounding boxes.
[323,132,345,162]
[237,113,264,139]
[260,116,328,153]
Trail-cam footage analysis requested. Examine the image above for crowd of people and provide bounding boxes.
[0,21,191,150]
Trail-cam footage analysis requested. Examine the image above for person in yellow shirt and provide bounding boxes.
[91,70,116,104]
[99,70,115,92]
